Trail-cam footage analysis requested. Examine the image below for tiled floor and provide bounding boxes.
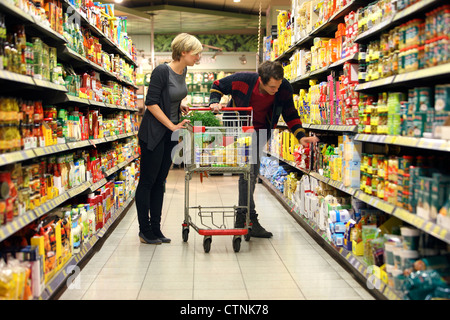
[58,168,375,300]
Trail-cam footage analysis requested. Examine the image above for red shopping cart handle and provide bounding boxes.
[198,228,248,236]
[221,107,253,112]
[188,107,253,112]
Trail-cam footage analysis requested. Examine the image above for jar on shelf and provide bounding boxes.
[436,36,448,65]
[398,48,406,74]
[377,177,385,199]
[365,173,373,195]
[412,45,419,71]
[372,175,379,197]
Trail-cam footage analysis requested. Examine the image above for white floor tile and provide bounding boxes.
[57,169,375,300]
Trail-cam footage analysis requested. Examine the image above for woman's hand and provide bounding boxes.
[299,136,319,147]
[180,104,189,115]
[171,118,190,131]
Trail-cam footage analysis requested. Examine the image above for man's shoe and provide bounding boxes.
[235,212,246,228]
[249,219,273,238]
[139,231,162,245]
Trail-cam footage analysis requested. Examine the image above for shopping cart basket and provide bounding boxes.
[181,107,254,253]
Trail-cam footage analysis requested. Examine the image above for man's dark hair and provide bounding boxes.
[258,60,284,85]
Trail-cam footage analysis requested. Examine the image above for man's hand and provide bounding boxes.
[210,103,222,113]
[299,136,319,147]
[171,119,190,131]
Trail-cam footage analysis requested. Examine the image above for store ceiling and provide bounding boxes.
[101,0,290,35]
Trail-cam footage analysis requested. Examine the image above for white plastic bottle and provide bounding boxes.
[74,161,80,186]
[71,213,81,254]
[79,159,86,183]
[79,205,88,241]
[68,155,75,189]
[87,203,96,239]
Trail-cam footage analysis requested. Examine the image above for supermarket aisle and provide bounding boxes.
[58,168,375,300]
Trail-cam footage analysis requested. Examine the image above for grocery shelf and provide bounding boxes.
[304,123,358,133]
[328,53,359,69]
[290,54,359,86]
[391,0,442,24]
[355,0,443,44]
[309,171,359,196]
[262,150,310,175]
[355,190,450,244]
[354,16,395,44]
[355,134,450,152]
[259,174,393,300]
[337,246,403,300]
[356,63,450,92]
[0,154,139,243]
[46,92,138,112]
[0,131,137,168]
[393,63,450,85]
[58,45,138,89]
[263,150,450,245]
[0,1,68,46]
[39,191,136,300]
[61,0,137,68]
[302,124,330,131]
[276,0,365,62]
[0,1,34,24]
[0,69,68,93]
[354,76,395,92]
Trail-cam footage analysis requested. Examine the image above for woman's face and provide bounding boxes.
[182,51,201,66]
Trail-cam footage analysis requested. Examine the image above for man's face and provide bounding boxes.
[259,77,282,95]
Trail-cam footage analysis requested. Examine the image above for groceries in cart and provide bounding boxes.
[181,107,254,168]
[181,107,254,253]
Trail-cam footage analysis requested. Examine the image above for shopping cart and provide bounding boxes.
[181,107,254,253]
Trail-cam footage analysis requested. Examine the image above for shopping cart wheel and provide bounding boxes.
[232,236,241,252]
[203,236,212,253]
[182,227,189,242]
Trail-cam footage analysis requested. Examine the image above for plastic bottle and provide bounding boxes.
[74,161,80,186]
[87,203,96,238]
[87,193,98,231]
[71,214,81,254]
[68,154,75,189]
[79,158,86,183]
[79,205,88,242]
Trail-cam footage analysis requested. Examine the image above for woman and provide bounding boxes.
[136,33,202,244]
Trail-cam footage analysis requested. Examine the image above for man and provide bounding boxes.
[209,60,319,238]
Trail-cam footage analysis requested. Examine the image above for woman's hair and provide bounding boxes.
[171,33,203,61]
[258,60,284,84]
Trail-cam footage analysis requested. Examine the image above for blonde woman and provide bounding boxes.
[136,33,202,244]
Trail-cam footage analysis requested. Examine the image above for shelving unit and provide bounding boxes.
[0,1,139,300]
[267,0,450,300]
[259,174,401,300]
[276,0,365,63]
[38,190,136,300]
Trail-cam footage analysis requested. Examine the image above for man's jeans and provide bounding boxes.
[238,132,262,218]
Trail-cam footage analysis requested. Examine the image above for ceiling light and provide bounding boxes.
[233,0,241,2]
[115,0,123,3]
